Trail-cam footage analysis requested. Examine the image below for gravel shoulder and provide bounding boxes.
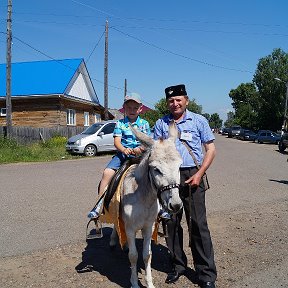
[1,135,287,287]
[1,198,287,288]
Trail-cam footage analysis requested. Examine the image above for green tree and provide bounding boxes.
[253,48,288,131]
[141,109,161,128]
[202,113,210,121]
[224,111,235,127]
[229,82,258,130]
[209,113,222,129]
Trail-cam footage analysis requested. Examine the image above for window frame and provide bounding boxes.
[66,109,76,126]
[0,108,7,117]
[84,111,89,127]
[94,113,101,123]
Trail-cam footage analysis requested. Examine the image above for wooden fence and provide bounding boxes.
[0,126,85,144]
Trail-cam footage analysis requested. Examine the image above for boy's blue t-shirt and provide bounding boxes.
[113,116,151,149]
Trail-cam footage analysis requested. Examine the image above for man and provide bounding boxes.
[154,84,217,288]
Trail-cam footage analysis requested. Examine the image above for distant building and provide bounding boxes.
[118,104,152,115]
[109,108,124,120]
[0,58,113,128]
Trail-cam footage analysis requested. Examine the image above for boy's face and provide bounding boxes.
[124,100,142,121]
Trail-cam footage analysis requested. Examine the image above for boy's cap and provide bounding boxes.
[165,84,187,99]
[124,92,142,104]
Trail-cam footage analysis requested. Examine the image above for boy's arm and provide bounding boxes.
[114,136,134,156]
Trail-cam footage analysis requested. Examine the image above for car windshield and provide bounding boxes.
[82,123,104,135]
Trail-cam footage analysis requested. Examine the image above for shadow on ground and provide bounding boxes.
[269,179,288,185]
[75,227,190,287]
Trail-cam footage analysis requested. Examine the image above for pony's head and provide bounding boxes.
[130,122,183,214]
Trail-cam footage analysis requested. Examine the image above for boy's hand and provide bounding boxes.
[122,148,134,156]
[132,147,142,156]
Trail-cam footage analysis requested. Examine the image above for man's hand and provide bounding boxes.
[185,171,202,187]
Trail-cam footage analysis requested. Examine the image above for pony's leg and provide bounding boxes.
[109,226,118,249]
[126,230,139,288]
[142,226,155,288]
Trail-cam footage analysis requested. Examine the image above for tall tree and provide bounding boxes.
[224,111,235,127]
[229,83,258,130]
[202,113,210,121]
[209,113,222,129]
[253,48,288,131]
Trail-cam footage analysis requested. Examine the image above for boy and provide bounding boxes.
[88,92,150,218]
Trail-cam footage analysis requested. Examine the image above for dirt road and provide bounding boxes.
[0,134,287,287]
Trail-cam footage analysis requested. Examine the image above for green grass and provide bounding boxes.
[0,136,83,164]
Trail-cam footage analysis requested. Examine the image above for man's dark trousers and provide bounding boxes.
[165,167,217,283]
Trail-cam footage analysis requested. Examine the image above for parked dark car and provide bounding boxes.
[238,129,257,141]
[278,131,288,152]
[255,130,281,144]
[228,125,242,138]
[221,127,231,136]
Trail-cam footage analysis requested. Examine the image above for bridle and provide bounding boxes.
[148,167,180,208]
[157,183,180,199]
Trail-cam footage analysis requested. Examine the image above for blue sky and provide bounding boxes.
[1,0,288,121]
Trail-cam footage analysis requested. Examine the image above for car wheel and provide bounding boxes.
[84,144,97,157]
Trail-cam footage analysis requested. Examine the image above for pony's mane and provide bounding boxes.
[134,148,151,182]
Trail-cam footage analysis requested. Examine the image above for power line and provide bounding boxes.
[110,25,288,38]
[86,30,105,63]
[110,27,253,74]
[11,11,288,29]
[8,34,124,90]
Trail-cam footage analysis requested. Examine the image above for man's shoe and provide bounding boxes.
[158,209,171,220]
[165,271,183,284]
[199,281,216,288]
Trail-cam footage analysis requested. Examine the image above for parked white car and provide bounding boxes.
[66,120,117,156]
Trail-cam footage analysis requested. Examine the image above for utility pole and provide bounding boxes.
[123,79,127,117]
[124,78,127,99]
[6,0,12,137]
[103,20,109,121]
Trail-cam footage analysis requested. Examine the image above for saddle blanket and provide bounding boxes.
[100,165,159,248]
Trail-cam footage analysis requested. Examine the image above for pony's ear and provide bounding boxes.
[129,124,154,148]
[168,121,179,141]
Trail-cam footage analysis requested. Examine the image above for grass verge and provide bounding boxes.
[0,136,83,164]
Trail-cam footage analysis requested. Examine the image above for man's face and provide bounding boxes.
[167,96,189,116]
[124,100,142,120]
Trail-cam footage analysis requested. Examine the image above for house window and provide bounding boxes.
[67,109,76,125]
[0,108,7,117]
[94,113,101,123]
[84,112,89,126]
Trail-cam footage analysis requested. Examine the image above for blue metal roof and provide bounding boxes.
[0,58,83,97]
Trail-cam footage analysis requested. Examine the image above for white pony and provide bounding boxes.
[110,123,183,288]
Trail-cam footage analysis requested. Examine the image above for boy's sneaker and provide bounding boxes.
[87,209,100,219]
[159,209,171,220]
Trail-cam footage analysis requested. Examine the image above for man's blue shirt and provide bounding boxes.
[153,110,215,167]
[114,116,150,149]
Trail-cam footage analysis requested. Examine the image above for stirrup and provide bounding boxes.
[86,218,103,240]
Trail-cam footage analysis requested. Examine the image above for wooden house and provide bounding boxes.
[0,58,113,128]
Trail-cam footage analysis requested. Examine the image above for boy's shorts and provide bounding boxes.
[106,152,127,170]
